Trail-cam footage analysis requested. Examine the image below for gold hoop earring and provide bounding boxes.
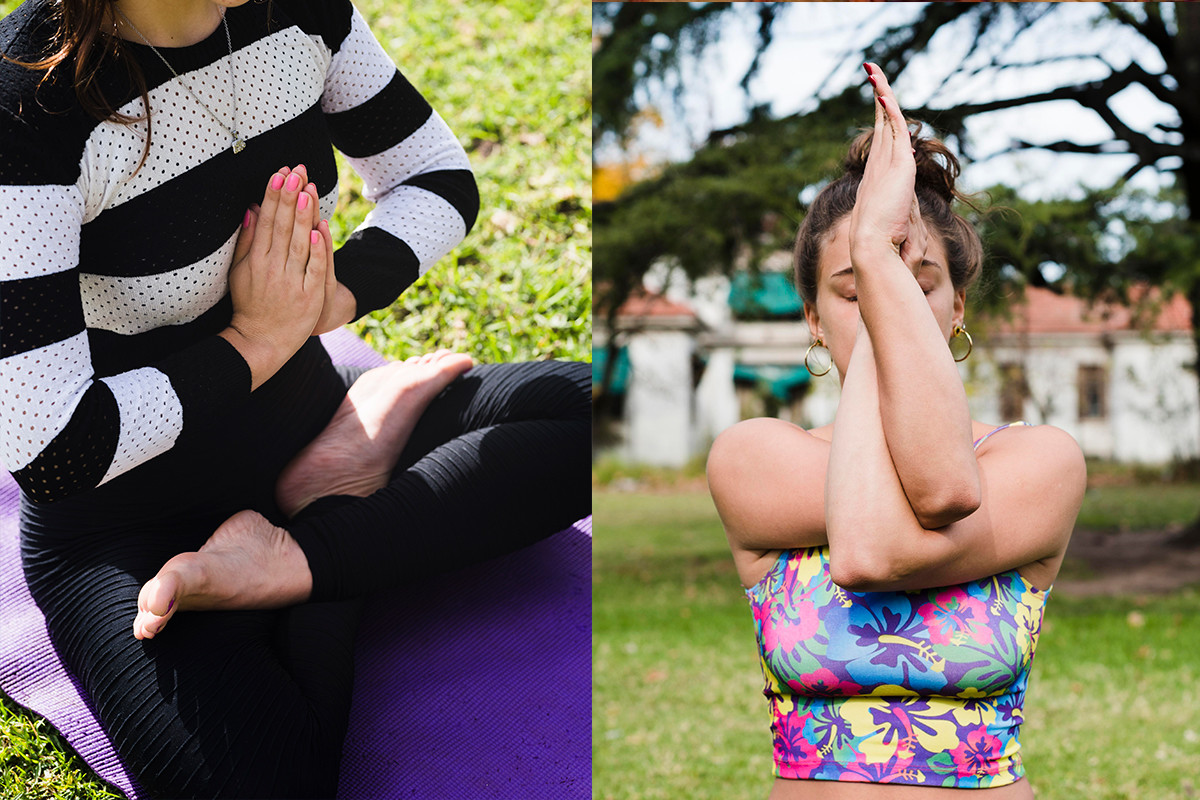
[804,339,832,377]
[950,324,973,363]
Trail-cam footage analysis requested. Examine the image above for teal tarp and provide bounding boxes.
[592,346,631,395]
[728,271,803,317]
[732,363,809,400]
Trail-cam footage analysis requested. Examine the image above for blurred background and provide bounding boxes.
[592,3,1199,799]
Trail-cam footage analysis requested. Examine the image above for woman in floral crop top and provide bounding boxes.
[707,64,1085,798]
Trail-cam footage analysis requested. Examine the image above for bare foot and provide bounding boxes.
[132,510,312,640]
[274,350,474,518]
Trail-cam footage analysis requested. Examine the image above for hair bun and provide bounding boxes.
[843,122,962,205]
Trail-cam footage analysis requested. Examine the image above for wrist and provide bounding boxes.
[218,324,288,391]
[849,239,902,267]
[332,283,357,328]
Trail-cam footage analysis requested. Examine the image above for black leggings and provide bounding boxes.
[20,360,590,798]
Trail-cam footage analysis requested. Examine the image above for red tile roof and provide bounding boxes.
[988,286,1192,335]
[615,288,698,318]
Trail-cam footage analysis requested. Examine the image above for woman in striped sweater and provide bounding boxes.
[0,0,589,796]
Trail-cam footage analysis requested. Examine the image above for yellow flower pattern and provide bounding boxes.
[744,422,1051,787]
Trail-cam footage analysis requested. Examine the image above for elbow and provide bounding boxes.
[828,551,903,593]
[459,172,480,235]
[826,533,908,592]
[911,481,981,530]
[13,477,86,505]
[10,451,104,505]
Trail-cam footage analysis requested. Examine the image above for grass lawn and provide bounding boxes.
[0,0,589,795]
[593,488,1200,800]
[0,697,123,800]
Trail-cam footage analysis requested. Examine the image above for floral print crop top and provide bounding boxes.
[745,422,1049,787]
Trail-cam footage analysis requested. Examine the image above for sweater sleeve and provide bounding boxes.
[0,108,251,502]
[318,2,480,319]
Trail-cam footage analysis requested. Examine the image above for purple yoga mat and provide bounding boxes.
[0,328,591,799]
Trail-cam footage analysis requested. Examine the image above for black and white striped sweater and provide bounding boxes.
[0,0,479,504]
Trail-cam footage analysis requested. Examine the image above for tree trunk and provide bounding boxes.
[1165,3,1200,547]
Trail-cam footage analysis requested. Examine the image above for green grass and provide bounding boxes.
[341,0,591,363]
[0,693,123,800]
[0,0,588,795]
[1075,484,1200,531]
[594,489,1200,800]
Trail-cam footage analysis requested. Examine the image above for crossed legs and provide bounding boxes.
[133,355,588,637]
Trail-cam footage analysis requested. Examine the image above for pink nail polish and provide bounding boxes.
[285,173,301,192]
[310,230,320,245]
[297,192,309,210]
[167,597,174,612]
[270,173,285,191]
[242,210,251,228]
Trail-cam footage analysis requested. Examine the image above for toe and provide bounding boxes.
[133,563,187,639]
[442,352,475,374]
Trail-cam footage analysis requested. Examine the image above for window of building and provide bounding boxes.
[1078,365,1107,420]
[999,363,1026,421]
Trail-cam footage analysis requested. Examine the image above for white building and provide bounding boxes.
[595,274,1200,467]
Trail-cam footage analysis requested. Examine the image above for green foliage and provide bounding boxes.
[595,88,868,317]
[594,488,1200,800]
[592,3,761,141]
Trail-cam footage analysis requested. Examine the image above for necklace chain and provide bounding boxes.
[114,8,246,154]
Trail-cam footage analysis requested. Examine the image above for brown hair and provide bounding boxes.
[794,123,983,307]
[4,1,154,170]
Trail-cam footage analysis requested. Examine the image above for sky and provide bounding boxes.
[598,2,1179,202]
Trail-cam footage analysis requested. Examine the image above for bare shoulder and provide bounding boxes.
[977,423,1086,478]
[976,423,1085,587]
[707,417,822,513]
[707,418,830,585]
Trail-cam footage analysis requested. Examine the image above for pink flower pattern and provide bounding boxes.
[950,728,1003,777]
[746,536,1048,789]
[918,588,994,646]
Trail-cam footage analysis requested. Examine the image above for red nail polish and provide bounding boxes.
[878,96,886,109]
[242,210,251,229]
[868,75,877,87]
[863,62,871,75]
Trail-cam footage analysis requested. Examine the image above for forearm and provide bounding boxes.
[825,323,940,587]
[853,246,979,526]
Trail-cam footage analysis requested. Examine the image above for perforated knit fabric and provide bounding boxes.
[0,0,479,501]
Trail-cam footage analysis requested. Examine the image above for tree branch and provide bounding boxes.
[1106,3,1173,62]
[1010,139,1125,156]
